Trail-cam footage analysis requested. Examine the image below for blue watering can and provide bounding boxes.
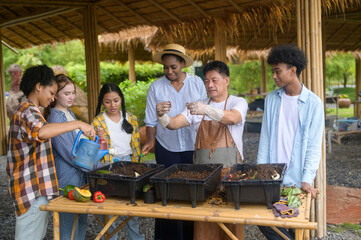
[71,131,111,170]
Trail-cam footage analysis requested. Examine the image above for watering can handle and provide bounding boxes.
[71,130,99,157]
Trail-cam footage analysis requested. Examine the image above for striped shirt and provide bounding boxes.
[6,100,58,216]
[92,111,141,163]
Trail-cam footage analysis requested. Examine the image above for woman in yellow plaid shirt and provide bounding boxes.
[91,83,144,240]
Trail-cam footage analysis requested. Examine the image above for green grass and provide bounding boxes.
[333,87,356,101]
[326,107,354,118]
[328,223,361,237]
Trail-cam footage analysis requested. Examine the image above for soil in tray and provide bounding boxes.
[110,164,152,177]
[229,164,283,181]
[166,169,212,180]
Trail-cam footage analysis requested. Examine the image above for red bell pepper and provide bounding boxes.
[68,190,74,200]
[93,191,105,203]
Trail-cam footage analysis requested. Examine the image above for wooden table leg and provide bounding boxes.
[270,226,291,240]
[71,213,78,240]
[95,215,118,240]
[217,223,240,240]
[53,212,60,240]
[295,229,304,240]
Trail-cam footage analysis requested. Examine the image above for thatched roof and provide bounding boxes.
[98,26,156,61]
[1,0,361,52]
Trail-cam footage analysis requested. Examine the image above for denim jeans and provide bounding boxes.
[258,226,295,240]
[59,212,87,240]
[15,196,49,240]
[99,215,144,240]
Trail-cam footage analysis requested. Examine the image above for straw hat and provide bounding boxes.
[153,44,194,67]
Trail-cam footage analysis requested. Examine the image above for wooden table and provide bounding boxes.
[41,192,316,240]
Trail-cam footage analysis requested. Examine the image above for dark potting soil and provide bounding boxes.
[229,164,283,180]
[110,164,152,177]
[166,169,212,180]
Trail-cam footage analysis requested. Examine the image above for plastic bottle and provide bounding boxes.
[98,134,108,150]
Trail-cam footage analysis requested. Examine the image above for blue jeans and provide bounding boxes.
[99,215,144,240]
[258,226,295,240]
[15,196,49,240]
[59,212,87,240]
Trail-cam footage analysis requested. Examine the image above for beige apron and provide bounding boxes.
[193,97,243,240]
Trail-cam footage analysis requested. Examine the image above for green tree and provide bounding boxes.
[325,52,355,88]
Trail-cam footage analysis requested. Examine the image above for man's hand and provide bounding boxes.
[156,101,171,117]
[301,182,318,200]
[186,101,207,115]
[141,141,154,156]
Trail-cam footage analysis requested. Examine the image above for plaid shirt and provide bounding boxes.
[92,111,141,163]
[6,100,58,216]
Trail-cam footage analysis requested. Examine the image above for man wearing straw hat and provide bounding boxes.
[156,60,248,240]
[257,44,324,240]
[6,64,24,119]
[142,44,206,240]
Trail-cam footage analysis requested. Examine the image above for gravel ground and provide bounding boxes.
[1,132,360,239]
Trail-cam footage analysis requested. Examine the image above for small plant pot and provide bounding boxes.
[143,189,155,204]
[339,98,351,108]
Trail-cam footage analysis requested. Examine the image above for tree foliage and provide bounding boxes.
[325,52,355,88]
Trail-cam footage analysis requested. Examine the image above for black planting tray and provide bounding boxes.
[150,164,223,208]
[87,161,164,204]
[222,163,286,210]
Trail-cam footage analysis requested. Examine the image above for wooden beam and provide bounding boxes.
[27,22,58,41]
[227,0,243,13]
[115,0,152,25]
[0,30,7,155]
[10,25,43,44]
[97,5,126,27]
[326,23,345,42]
[0,8,78,28]
[355,57,361,118]
[55,15,83,32]
[3,27,36,46]
[146,0,181,23]
[128,41,136,83]
[40,19,73,39]
[338,24,361,49]
[184,0,208,18]
[261,56,267,93]
[76,9,110,33]
[1,38,21,51]
[83,4,101,122]
[0,1,93,7]
[214,23,227,62]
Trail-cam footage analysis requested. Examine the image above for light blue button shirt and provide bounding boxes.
[145,73,207,152]
[257,85,324,187]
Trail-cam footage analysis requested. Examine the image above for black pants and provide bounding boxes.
[154,140,194,240]
[258,226,295,240]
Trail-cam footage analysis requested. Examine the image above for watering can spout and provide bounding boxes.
[97,149,109,161]
[96,148,117,162]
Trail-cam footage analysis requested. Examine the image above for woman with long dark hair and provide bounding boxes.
[92,83,143,240]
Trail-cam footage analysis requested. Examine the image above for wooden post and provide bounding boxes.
[128,41,136,83]
[214,23,227,62]
[296,0,326,238]
[83,4,100,122]
[261,56,268,93]
[0,29,7,155]
[355,56,361,118]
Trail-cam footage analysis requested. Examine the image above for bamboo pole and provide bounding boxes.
[83,4,101,122]
[128,41,136,83]
[214,23,227,63]
[297,0,326,238]
[0,29,7,155]
[261,56,268,93]
[355,57,361,118]
[53,212,60,240]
